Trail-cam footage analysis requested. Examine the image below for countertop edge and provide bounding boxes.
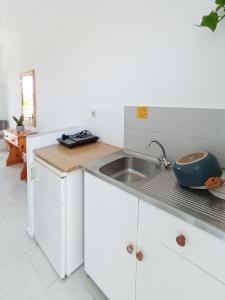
[33,153,82,173]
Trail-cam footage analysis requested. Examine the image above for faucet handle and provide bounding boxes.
[163,159,172,168]
[157,157,172,169]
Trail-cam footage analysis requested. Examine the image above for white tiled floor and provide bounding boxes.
[0,151,107,300]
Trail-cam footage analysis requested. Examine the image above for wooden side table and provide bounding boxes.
[3,129,35,181]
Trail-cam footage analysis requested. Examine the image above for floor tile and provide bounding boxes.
[0,254,43,300]
[27,247,58,288]
[0,150,108,300]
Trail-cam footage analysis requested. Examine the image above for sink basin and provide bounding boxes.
[99,156,161,183]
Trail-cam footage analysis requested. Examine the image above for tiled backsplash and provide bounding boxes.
[124,106,225,167]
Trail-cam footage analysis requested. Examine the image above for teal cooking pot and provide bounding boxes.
[173,152,222,188]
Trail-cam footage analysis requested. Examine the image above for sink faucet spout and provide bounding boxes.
[147,140,171,169]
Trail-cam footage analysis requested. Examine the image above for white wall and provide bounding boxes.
[0,84,7,120]
[1,0,225,146]
[0,46,7,120]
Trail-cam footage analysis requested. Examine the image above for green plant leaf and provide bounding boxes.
[12,115,19,125]
[215,0,225,6]
[216,5,223,12]
[12,114,24,126]
[215,1,225,12]
[201,11,219,31]
[18,115,24,126]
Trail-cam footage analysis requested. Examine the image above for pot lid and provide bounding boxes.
[176,152,208,165]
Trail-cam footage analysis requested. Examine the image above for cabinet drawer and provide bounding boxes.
[142,199,225,284]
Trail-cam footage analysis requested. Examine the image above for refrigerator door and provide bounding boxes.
[33,161,66,278]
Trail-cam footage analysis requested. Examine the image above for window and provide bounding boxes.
[20,70,36,127]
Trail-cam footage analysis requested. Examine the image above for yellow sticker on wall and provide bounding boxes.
[137,106,149,120]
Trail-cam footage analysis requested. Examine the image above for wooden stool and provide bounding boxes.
[3,129,35,181]
[21,153,27,181]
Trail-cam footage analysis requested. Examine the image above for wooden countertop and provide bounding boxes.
[4,128,37,138]
[34,142,121,173]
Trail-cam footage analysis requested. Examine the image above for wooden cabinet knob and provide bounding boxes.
[176,234,186,247]
[126,244,134,254]
[136,251,144,262]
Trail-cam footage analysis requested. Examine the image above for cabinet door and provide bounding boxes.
[85,173,138,300]
[33,162,66,278]
[136,200,225,300]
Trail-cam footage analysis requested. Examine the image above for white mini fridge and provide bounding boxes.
[32,156,83,279]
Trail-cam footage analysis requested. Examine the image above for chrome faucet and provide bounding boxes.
[147,140,171,168]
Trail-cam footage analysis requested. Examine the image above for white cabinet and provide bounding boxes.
[84,173,225,300]
[33,157,83,279]
[136,200,225,300]
[138,198,225,284]
[85,172,138,300]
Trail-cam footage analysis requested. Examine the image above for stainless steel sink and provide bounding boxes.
[99,156,161,183]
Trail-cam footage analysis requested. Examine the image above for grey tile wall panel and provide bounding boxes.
[124,106,225,167]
